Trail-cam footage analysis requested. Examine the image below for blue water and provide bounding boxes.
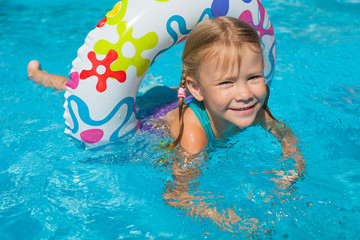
[1,0,360,239]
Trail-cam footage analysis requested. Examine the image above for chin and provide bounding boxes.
[232,117,256,129]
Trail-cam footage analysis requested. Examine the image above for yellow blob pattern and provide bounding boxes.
[106,1,127,26]
[94,0,159,78]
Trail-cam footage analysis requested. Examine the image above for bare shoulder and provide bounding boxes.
[164,106,208,154]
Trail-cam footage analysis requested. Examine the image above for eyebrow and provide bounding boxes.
[216,70,264,80]
[214,66,241,82]
[214,73,238,82]
[250,72,264,76]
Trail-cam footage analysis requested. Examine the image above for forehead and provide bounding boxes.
[198,43,263,81]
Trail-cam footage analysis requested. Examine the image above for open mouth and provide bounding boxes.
[230,104,255,111]
[229,104,256,115]
[238,105,254,111]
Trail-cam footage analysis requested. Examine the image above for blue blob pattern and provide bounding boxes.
[151,8,213,64]
[211,0,229,17]
[66,95,135,141]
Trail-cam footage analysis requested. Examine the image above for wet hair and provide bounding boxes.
[167,16,278,150]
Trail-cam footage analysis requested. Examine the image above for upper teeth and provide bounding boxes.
[239,106,251,110]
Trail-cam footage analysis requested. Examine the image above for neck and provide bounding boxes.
[204,108,238,139]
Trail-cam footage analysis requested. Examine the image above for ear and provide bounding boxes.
[186,76,204,101]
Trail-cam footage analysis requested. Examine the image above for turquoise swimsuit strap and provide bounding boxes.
[187,99,216,140]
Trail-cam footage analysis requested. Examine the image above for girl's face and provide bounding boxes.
[189,44,267,136]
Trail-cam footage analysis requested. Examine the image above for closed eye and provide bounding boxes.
[248,75,264,81]
[218,80,233,85]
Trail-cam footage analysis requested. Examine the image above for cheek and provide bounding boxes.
[254,84,267,102]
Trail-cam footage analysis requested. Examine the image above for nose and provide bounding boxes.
[233,83,253,103]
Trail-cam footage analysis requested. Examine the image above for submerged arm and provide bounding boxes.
[162,152,260,233]
[262,111,306,187]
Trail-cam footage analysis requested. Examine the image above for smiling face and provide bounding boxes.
[187,44,267,137]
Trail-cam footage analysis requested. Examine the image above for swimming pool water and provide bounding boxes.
[1,0,360,239]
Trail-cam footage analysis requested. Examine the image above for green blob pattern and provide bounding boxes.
[94,0,159,78]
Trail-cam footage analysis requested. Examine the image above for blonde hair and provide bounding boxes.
[167,17,276,149]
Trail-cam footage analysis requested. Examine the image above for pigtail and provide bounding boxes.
[166,73,187,149]
[262,85,273,119]
[263,85,285,127]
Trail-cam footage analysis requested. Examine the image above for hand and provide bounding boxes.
[264,169,299,189]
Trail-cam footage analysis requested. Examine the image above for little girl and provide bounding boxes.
[160,17,305,231]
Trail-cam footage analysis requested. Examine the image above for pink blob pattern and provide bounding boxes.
[65,72,80,89]
[239,0,274,39]
[80,129,104,143]
[135,121,140,131]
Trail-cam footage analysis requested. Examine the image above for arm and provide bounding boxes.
[262,111,306,188]
[27,60,68,91]
[162,152,261,233]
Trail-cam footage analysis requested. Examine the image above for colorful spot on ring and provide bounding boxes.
[80,49,127,92]
[106,0,128,26]
[94,21,158,78]
[97,17,107,28]
[211,0,229,17]
[65,71,79,89]
[80,129,104,143]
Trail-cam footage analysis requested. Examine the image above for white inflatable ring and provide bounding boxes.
[63,0,276,148]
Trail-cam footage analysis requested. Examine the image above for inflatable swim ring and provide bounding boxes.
[63,0,276,148]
